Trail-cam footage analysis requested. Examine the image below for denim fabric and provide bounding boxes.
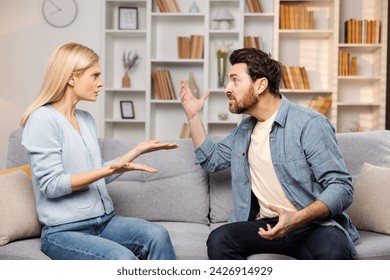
[195,95,359,255]
[207,218,352,260]
[40,213,176,260]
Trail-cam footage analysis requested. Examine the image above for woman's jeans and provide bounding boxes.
[207,217,352,260]
[40,212,176,260]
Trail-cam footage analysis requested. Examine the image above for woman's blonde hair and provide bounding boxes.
[20,43,99,127]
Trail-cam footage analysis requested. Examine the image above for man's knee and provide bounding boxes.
[207,225,242,259]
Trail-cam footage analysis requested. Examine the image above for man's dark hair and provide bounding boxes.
[229,48,283,96]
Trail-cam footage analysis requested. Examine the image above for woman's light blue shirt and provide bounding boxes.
[195,96,359,254]
[22,105,119,226]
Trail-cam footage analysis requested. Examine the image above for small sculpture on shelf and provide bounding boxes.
[215,41,232,88]
[122,50,140,88]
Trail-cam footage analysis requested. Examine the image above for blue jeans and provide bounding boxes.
[40,213,176,260]
[207,218,352,260]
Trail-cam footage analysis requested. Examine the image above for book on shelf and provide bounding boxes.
[282,66,309,89]
[177,35,204,59]
[246,0,264,13]
[344,18,381,44]
[244,36,261,49]
[279,3,314,29]
[338,50,357,76]
[156,0,180,13]
[308,96,332,115]
[152,69,176,100]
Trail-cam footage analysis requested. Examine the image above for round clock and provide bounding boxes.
[42,0,78,28]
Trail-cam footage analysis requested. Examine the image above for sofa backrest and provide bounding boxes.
[100,138,210,224]
[6,129,390,225]
[336,130,390,176]
[6,129,210,224]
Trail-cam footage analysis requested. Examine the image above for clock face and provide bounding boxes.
[42,0,78,28]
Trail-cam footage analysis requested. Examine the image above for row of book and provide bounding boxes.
[246,0,264,13]
[280,4,314,30]
[244,36,261,49]
[177,35,204,59]
[156,0,180,13]
[282,66,310,90]
[308,96,332,115]
[344,18,381,44]
[152,69,176,100]
[339,50,357,76]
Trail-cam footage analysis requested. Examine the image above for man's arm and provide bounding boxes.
[179,80,209,148]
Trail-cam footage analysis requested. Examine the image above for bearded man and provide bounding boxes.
[179,48,359,260]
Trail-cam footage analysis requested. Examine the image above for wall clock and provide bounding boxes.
[42,0,78,28]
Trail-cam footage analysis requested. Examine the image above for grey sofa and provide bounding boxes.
[1,128,390,260]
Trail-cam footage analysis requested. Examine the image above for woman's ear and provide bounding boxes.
[68,76,75,87]
[255,77,268,94]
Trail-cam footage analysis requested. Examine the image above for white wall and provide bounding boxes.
[0,0,103,169]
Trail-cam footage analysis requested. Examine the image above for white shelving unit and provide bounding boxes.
[101,0,387,141]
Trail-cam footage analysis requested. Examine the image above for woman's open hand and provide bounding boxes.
[135,139,179,156]
[108,161,158,174]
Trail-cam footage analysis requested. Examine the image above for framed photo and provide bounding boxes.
[120,101,135,119]
[118,7,138,30]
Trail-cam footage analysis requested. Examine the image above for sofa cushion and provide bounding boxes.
[0,164,31,177]
[103,138,210,224]
[156,222,210,260]
[336,130,390,176]
[346,163,390,235]
[6,128,28,168]
[209,167,234,223]
[0,169,42,246]
[0,238,50,260]
[353,230,390,260]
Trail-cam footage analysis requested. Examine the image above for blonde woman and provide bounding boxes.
[20,43,177,260]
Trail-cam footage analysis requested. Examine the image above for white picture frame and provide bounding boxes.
[118,7,138,30]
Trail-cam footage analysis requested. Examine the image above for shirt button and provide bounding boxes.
[288,155,293,160]
[270,137,275,142]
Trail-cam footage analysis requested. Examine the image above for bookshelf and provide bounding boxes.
[101,0,387,141]
[337,0,387,132]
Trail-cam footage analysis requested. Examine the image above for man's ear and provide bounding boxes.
[255,77,268,94]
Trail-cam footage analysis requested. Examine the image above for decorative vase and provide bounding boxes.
[122,73,131,88]
[217,51,227,88]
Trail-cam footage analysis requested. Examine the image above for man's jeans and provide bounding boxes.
[40,212,176,260]
[207,218,352,260]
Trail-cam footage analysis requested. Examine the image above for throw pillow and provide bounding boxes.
[346,162,390,235]
[0,164,31,178]
[0,169,41,246]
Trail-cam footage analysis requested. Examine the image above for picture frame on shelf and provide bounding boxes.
[120,101,135,119]
[118,7,138,30]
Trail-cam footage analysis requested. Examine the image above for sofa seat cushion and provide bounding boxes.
[354,230,390,260]
[103,138,210,224]
[156,222,210,260]
[0,238,50,260]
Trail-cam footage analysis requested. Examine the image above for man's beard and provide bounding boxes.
[228,85,258,114]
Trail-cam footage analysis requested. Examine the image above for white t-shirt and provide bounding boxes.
[248,111,297,219]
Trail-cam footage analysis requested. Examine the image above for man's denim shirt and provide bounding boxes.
[195,95,359,254]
